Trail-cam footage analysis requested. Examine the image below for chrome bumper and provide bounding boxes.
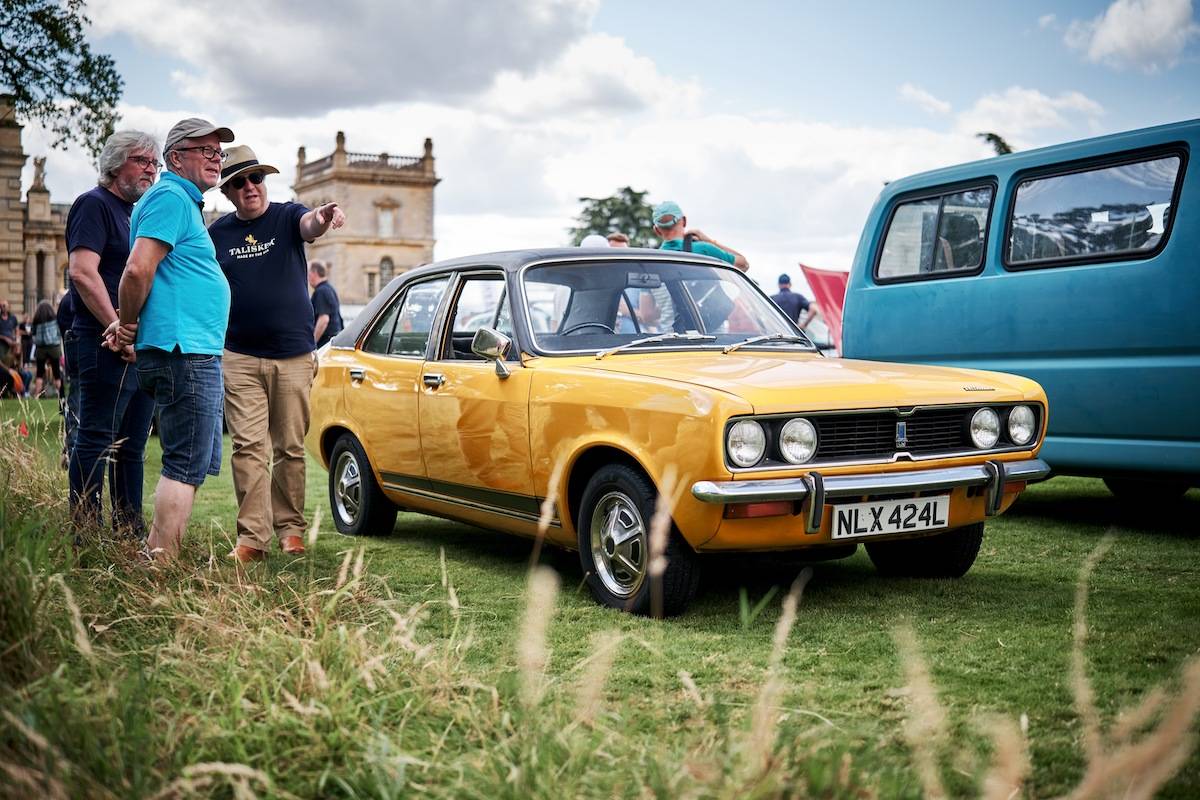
[691,458,1051,534]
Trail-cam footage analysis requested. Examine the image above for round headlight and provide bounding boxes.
[1007,405,1036,446]
[727,420,766,467]
[970,407,1000,449]
[779,418,818,464]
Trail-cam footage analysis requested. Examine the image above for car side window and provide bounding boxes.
[441,275,507,360]
[1006,154,1181,268]
[389,277,450,357]
[360,296,403,355]
[877,186,992,281]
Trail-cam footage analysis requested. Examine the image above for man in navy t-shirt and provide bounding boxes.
[770,273,817,328]
[309,261,343,347]
[208,145,345,561]
[65,130,160,538]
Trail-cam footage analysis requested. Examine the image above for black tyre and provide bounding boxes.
[1104,477,1190,503]
[328,433,398,536]
[577,464,701,617]
[865,522,984,578]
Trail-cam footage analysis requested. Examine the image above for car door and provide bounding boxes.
[343,276,451,489]
[418,271,537,522]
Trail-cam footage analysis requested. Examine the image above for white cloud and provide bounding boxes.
[1065,0,1200,72]
[898,83,952,115]
[954,86,1104,145]
[1038,13,1058,28]
[88,0,601,114]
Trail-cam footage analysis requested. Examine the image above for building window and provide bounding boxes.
[380,257,394,283]
[367,272,378,298]
[378,207,395,238]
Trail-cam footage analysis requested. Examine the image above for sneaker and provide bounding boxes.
[230,545,267,563]
[279,535,305,555]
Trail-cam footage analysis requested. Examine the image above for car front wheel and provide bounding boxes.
[577,464,701,617]
[865,522,984,578]
[328,433,398,537]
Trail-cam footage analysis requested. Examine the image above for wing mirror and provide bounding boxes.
[471,328,512,379]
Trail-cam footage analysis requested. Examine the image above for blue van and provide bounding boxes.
[842,120,1198,498]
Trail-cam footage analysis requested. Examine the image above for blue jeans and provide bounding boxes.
[68,335,155,536]
[136,348,223,486]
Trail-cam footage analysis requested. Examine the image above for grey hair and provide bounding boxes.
[97,130,161,187]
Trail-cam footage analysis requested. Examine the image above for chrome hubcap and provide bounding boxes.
[589,491,647,598]
[333,451,362,525]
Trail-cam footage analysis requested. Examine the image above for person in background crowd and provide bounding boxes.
[606,231,630,247]
[18,314,34,388]
[57,290,79,468]
[309,261,343,348]
[66,130,160,538]
[651,200,749,272]
[111,118,235,561]
[0,299,17,368]
[580,233,609,247]
[208,145,345,562]
[771,273,818,329]
[30,300,63,398]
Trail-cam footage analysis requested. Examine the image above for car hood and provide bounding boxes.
[578,351,1040,413]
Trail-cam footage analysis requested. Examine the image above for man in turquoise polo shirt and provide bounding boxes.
[112,117,235,560]
[651,200,749,272]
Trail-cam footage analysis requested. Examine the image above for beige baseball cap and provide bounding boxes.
[164,117,235,153]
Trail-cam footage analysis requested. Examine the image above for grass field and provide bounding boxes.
[1,397,1197,798]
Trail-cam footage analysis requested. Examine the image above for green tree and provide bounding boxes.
[977,132,1014,155]
[0,0,123,158]
[568,186,658,247]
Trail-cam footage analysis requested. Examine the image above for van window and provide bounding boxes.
[1007,154,1181,267]
[876,187,992,281]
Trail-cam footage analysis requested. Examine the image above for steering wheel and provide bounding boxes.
[561,322,616,335]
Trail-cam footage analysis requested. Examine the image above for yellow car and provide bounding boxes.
[308,249,1049,616]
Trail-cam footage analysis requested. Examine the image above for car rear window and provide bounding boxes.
[1006,153,1182,268]
[876,186,993,282]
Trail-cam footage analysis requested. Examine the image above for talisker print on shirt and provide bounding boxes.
[227,234,277,260]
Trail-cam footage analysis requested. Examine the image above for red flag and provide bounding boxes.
[18,421,28,438]
[799,264,849,355]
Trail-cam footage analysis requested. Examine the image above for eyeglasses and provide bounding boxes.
[128,155,162,171]
[228,172,265,190]
[173,145,228,162]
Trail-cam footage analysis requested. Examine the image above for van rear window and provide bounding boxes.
[876,187,992,282]
[1007,155,1181,267]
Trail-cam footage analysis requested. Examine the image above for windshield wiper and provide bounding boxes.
[596,331,717,360]
[722,332,815,354]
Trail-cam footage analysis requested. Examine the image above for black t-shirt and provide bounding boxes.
[209,202,316,359]
[65,186,134,333]
[311,281,343,348]
[56,292,74,336]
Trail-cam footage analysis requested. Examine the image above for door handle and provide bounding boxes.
[349,367,365,383]
[422,372,446,388]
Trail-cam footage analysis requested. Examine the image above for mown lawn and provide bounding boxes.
[1,397,1197,798]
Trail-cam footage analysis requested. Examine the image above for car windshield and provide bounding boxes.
[522,259,810,354]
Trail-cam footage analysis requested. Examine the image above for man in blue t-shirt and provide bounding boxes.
[207,145,345,562]
[771,273,817,328]
[113,117,235,561]
[309,261,343,348]
[64,130,160,538]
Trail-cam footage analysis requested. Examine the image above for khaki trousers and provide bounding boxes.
[224,350,317,551]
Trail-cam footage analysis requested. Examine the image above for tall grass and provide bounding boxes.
[0,416,1197,798]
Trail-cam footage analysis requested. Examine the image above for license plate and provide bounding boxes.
[831,495,950,540]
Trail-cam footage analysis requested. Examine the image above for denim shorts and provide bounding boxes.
[136,348,224,486]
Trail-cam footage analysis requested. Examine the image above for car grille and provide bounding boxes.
[813,408,973,460]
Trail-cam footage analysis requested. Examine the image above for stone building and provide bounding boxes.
[293,131,438,304]
[0,95,69,315]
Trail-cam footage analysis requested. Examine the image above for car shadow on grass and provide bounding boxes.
[1005,482,1199,540]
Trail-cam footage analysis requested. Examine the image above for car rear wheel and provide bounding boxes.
[329,433,398,537]
[865,522,984,578]
[577,464,701,617]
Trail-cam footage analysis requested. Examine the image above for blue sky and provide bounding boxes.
[16,0,1200,291]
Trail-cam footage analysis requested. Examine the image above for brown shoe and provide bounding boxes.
[230,545,267,563]
[280,535,305,555]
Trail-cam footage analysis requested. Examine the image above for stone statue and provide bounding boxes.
[31,156,46,190]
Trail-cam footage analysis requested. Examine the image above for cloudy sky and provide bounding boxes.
[17,0,1200,291]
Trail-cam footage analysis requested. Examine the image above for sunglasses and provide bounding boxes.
[229,172,265,190]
